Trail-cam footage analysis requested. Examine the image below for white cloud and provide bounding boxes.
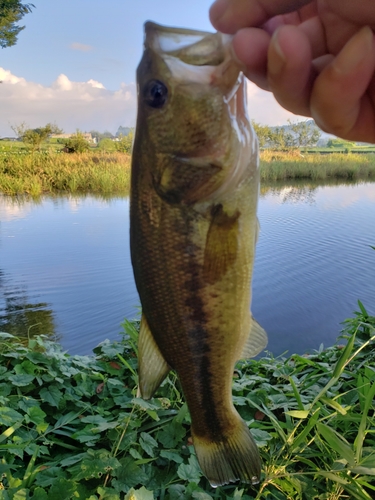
[246,81,305,126]
[70,42,93,52]
[0,66,303,138]
[0,67,136,136]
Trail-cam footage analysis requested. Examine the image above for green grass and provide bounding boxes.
[0,140,64,151]
[1,148,375,197]
[260,151,375,182]
[0,150,131,196]
[0,301,374,499]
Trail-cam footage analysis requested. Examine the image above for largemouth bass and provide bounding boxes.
[130,21,267,487]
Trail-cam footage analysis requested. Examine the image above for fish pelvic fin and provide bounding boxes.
[240,316,268,360]
[137,314,170,399]
[192,417,261,487]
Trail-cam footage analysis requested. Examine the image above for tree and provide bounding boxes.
[98,137,116,151]
[288,120,321,148]
[116,126,133,137]
[114,132,133,153]
[269,127,295,149]
[251,121,272,148]
[11,122,63,150]
[64,131,90,153]
[0,0,34,48]
[89,130,114,142]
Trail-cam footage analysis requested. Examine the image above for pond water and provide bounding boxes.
[1,180,375,356]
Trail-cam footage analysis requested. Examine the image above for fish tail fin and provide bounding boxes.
[192,418,261,487]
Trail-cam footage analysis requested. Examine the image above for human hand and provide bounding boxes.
[210,0,375,143]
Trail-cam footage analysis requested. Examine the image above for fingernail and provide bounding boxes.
[268,30,286,75]
[209,0,229,25]
[333,26,374,76]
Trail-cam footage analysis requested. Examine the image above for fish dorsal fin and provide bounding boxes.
[137,314,170,399]
[239,316,268,360]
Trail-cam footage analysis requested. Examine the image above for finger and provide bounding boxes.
[209,0,312,33]
[311,27,375,141]
[298,16,327,57]
[312,54,334,73]
[267,25,315,116]
[263,3,318,33]
[232,28,271,90]
[231,16,326,93]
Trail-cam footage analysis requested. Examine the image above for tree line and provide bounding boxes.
[252,120,321,149]
[8,119,323,153]
[8,122,134,153]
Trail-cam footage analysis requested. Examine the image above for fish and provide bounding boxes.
[130,21,267,487]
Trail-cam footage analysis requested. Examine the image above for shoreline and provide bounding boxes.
[1,150,375,196]
[1,306,374,499]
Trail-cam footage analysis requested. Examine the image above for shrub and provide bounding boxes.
[64,132,91,153]
[114,132,133,154]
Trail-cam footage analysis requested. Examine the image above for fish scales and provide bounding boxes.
[130,21,267,487]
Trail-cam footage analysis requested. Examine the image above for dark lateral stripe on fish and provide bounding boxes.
[197,352,226,439]
[183,255,225,438]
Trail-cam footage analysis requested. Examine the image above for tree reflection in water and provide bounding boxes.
[0,270,57,340]
[260,178,365,205]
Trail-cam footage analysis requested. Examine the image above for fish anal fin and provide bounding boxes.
[137,314,170,399]
[240,316,268,360]
[193,417,261,487]
[203,204,240,284]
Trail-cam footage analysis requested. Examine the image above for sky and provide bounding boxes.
[0,0,302,137]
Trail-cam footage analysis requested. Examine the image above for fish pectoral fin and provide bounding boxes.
[203,204,240,284]
[137,314,170,399]
[240,316,268,359]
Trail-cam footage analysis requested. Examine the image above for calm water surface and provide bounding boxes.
[1,181,374,356]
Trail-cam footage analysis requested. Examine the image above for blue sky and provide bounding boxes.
[0,0,298,136]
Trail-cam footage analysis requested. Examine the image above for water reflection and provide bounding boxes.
[0,270,56,339]
[253,180,375,355]
[0,194,135,354]
[1,181,374,356]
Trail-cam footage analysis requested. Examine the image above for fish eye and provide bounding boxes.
[143,79,168,108]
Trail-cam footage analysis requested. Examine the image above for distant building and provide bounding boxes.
[50,133,96,144]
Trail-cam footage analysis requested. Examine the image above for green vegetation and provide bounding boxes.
[327,138,356,150]
[64,132,91,153]
[0,302,374,499]
[260,151,375,181]
[252,120,321,149]
[114,132,133,154]
[0,150,131,196]
[10,123,63,152]
[1,136,375,196]
[0,0,34,48]
[98,138,117,152]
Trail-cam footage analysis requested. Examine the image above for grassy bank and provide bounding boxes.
[260,151,375,182]
[0,302,374,499]
[0,151,131,196]
[1,150,375,197]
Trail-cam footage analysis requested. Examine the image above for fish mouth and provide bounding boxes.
[143,21,244,93]
[144,21,231,67]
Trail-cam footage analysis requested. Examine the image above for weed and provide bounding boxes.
[0,151,131,196]
[0,301,374,499]
[260,151,375,182]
